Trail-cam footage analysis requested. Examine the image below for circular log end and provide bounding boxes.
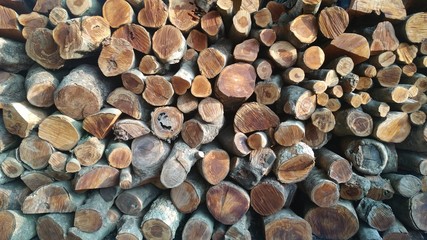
[170,181,200,214]
[37,216,66,240]
[311,181,340,207]
[250,182,285,216]
[0,211,15,240]
[276,154,315,184]
[142,219,172,240]
[201,150,230,185]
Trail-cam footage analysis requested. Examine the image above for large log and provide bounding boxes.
[170,172,208,214]
[0,37,33,73]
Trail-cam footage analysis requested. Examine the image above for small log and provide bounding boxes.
[324,33,370,65]
[142,75,174,106]
[139,55,165,75]
[98,37,135,77]
[83,108,122,140]
[0,5,22,41]
[234,102,279,133]
[0,181,31,210]
[316,148,352,183]
[171,49,198,95]
[102,0,134,28]
[247,131,270,150]
[264,209,311,240]
[22,181,85,213]
[253,8,272,28]
[251,178,296,216]
[19,133,53,170]
[105,141,132,169]
[186,29,208,52]
[152,25,186,64]
[342,92,363,108]
[318,6,349,39]
[356,197,395,231]
[198,143,230,185]
[121,69,146,95]
[402,62,417,77]
[340,137,389,175]
[304,200,359,240]
[340,173,371,201]
[112,23,151,54]
[182,207,214,240]
[390,99,421,113]
[191,75,212,98]
[212,223,227,240]
[280,85,317,120]
[168,0,199,32]
[66,0,101,16]
[370,51,396,68]
[36,213,73,240]
[354,63,377,78]
[266,1,284,22]
[300,167,340,207]
[119,167,132,189]
[206,181,250,225]
[253,59,273,80]
[106,88,142,119]
[1,155,24,178]
[214,63,256,108]
[362,100,390,117]
[54,64,111,120]
[401,73,427,92]
[48,152,68,172]
[356,77,373,91]
[310,108,336,133]
[73,162,120,190]
[25,65,61,108]
[233,38,259,63]
[151,106,184,141]
[303,122,331,149]
[198,40,233,79]
[274,142,315,184]
[339,73,360,93]
[269,41,297,68]
[201,10,224,41]
[38,113,83,151]
[396,42,418,64]
[113,118,150,141]
[325,98,342,112]
[333,108,373,137]
[297,46,325,71]
[316,92,329,107]
[52,16,110,59]
[274,120,305,147]
[327,56,354,77]
[18,11,48,40]
[254,75,282,105]
[282,67,305,84]
[141,194,184,240]
[300,80,327,94]
[0,37,33,73]
[383,173,422,198]
[386,193,427,231]
[410,111,427,125]
[0,210,37,240]
[217,126,251,157]
[160,140,204,188]
[170,172,209,213]
[366,175,395,201]
[382,219,411,240]
[131,134,171,181]
[0,117,18,153]
[72,136,105,168]
[372,111,411,143]
[137,0,168,28]
[176,92,199,114]
[48,6,68,25]
[116,215,143,240]
[375,65,402,88]
[307,69,339,87]
[229,9,251,43]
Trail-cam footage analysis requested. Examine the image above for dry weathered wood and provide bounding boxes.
[390,99,422,113]
[297,46,325,71]
[333,108,373,137]
[397,12,427,43]
[198,40,232,79]
[284,14,317,48]
[116,215,143,240]
[359,92,372,105]
[36,213,73,240]
[324,33,370,65]
[348,0,406,20]
[170,172,208,213]
[233,38,259,63]
[48,6,68,25]
[340,173,371,201]
[0,37,34,73]
[187,29,208,52]
[368,21,400,54]
[386,193,427,231]
[274,142,315,184]
[269,41,297,68]
[168,0,200,32]
[52,16,110,59]
[139,55,165,75]
[302,122,330,149]
[98,37,135,77]
[65,159,81,174]
[370,51,396,68]
[300,80,327,95]
[152,25,186,64]
[316,92,329,107]
[113,118,150,141]
[171,49,198,95]
[356,197,395,231]
[0,210,37,240]
[197,143,230,185]
[141,194,184,239]
[137,0,168,28]
[102,0,134,28]
[253,8,272,28]
[228,9,251,42]
[151,106,184,141]
[372,111,411,143]
[1,153,23,178]
[273,120,305,147]
[396,42,418,64]
[304,200,359,240]
[25,28,64,70]
[48,151,68,172]
[280,85,317,120]
[106,88,143,120]
[278,0,321,24]
[182,207,214,240]
[366,175,395,201]
[383,173,422,198]
[0,5,23,41]
[25,65,61,108]
[177,92,199,114]
[254,75,282,105]
[142,75,174,106]
[282,67,305,84]
[315,148,352,183]
[38,113,82,151]
[339,73,360,93]
[160,140,204,188]
[18,133,53,170]
[234,102,279,134]
[206,181,250,225]
[251,178,296,216]
[342,92,363,108]
[318,6,349,39]
[253,59,273,80]
[223,212,251,240]
[191,75,211,98]
[112,23,151,54]
[73,161,120,190]
[54,64,111,120]
[264,209,311,240]
[410,111,426,125]
[357,223,382,240]
[0,72,25,110]
[300,166,340,207]
[247,131,270,150]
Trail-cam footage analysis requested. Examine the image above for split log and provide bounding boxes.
[105,141,132,169]
[152,25,186,64]
[142,75,174,106]
[318,6,349,39]
[141,194,184,240]
[182,207,214,240]
[206,181,250,225]
[279,85,317,120]
[186,29,208,52]
[83,108,122,139]
[25,27,64,69]
[74,187,120,233]
[356,197,395,231]
[340,137,389,175]
[73,161,120,190]
[98,37,135,77]
[396,150,427,175]
[273,120,305,147]
[372,111,411,143]
[254,75,282,105]
[302,122,331,149]
[36,213,73,240]
[251,178,296,216]
[269,41,297,68]
[300,167,340,207]
[386,193,427,231]
[0,210,37,240]
[170,172,209,213]
[19,133,53,170]
[107,87,143,119]
[160,140,204,188]
[137,0,168,28]
[197,40,232,79]
[324,33,370,65]
[0,37,33,73]
[112,23,151,54]
[304,200,359,240]
[340,173,371,201]
[253,59,273,80]
[198,143,230,185]
[201,10,224,41]
[168,0,200,32]
[233,38,259,63]
[234,102,279,133]
[274,142,315,184]
[52,16,111,59]
[22,181,85,213]
[25,65,61,108]
[176,92,199,114]
[0,72,25,109]
[139,55,165,75]
[264,209,312,240]
[296,46,325,71]
[0,5,22,41]
[310,107,335,133]
[348,0,406,20]
[20,170,54,191]
[315,148,352,183]
[366,175,395,201]
[333,108,373,137]
[116,215,143,240]
[54,64,111,120]
[48,7,68,25]
[151,106,184,141]
[66,159,82,173]
[131,134,171,182]
[3,101,48,138]
[382,219,410,240]
[38,113,83,151]
[217,126,251,157]
[383,173,422,197]
[0,181,31,210]
[191,75,212,98]
[171,49,198,95]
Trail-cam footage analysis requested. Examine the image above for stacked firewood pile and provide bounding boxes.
[0,0,427,239]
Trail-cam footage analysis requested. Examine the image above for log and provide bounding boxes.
[357,223,382,240]
[297,46,325,71]
[186,29,208,52]
[366,175,395,201]
[141,194,184,239]
[268,41,297,68]
[182,207,214,240]
[274,142,315,184]
[151,106,184,141]
[374,65,402,88]
[348,0,406,20]
[198,143,230,185]
[105,141,132,169]
[52,16,111,59]
[264,209,311,240]
[142,75,174,106]
[137,0,168,28]
[102,0,134,28]
[386,193,427,231]
[168,0,200,32]
[383,173,422,197]
[274,120,305,147]
[0,72,25,110]
[22,181,85,213]
[112,23,151,54]
[0,210,37,240]
[83,108,122,139]
[0,181,31,210]
[340,173,371,201]
[254,75,282,105]
[302,122,331,149]
[25,27,64,69]
[396,42,418,64]
[98,37,135,77]
[266,1,284,23]
[224,212,251,240]
[310,107,335,133]
[253,59,273,80]
[369,21,400,54]
[191,75,212,98]
[0,5,22,41]
[198,39,232,79]
[300,166,340,207]
[251,178,296,216]
[211,223,227,240]
[206,181,250,225]
[324,33,370,65]
[66,0,101,16]
[25,65,60,108]
[362,100,390,117]
[171,49,198,95]
[1,154,24,178]
[54,64,111,120]
[48,151,68,172]
[201,10,224,41]
[356,197,395,231]
[170,172,209,213]
[315,148,352,183]
[307,69,339,87]
[372,111,411,143]
[325,98,341,112]
[247,131,270,150]
[229,9,251,43]
[282,67,305,84]
[66,158,81,174]
[48,6,68,25]
[253,8,272,28]
[152,25,186,64]
[342,92,362,108]
[396,150,427,175]
[354,63,377,78]
[139,55,165,75]
[402,62,417,77]
[116,215,143,240]
[233,38,259,63]
[370,51,396,68]
[73,162,120,190]
[316,92,329,107]
[398,12,427,43]
[327,56,354,77]
[18,11,48,40]
[106,87,143,119]
[38,113,83,151]
[0,37,33,73]
[279,85,317,120]
[333,108,373,137]
[19,133,53,170]
[176,92,199,114]
[160,140,204,188]
[284,14,317,48]
[304,200,359,240]
[217,126,251,157]
[36,213,73,240]
[318,6,349,39]
[382,219,411,240]
[401,73,427,92]
[20,170,54,191]
[234,102,279,134]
